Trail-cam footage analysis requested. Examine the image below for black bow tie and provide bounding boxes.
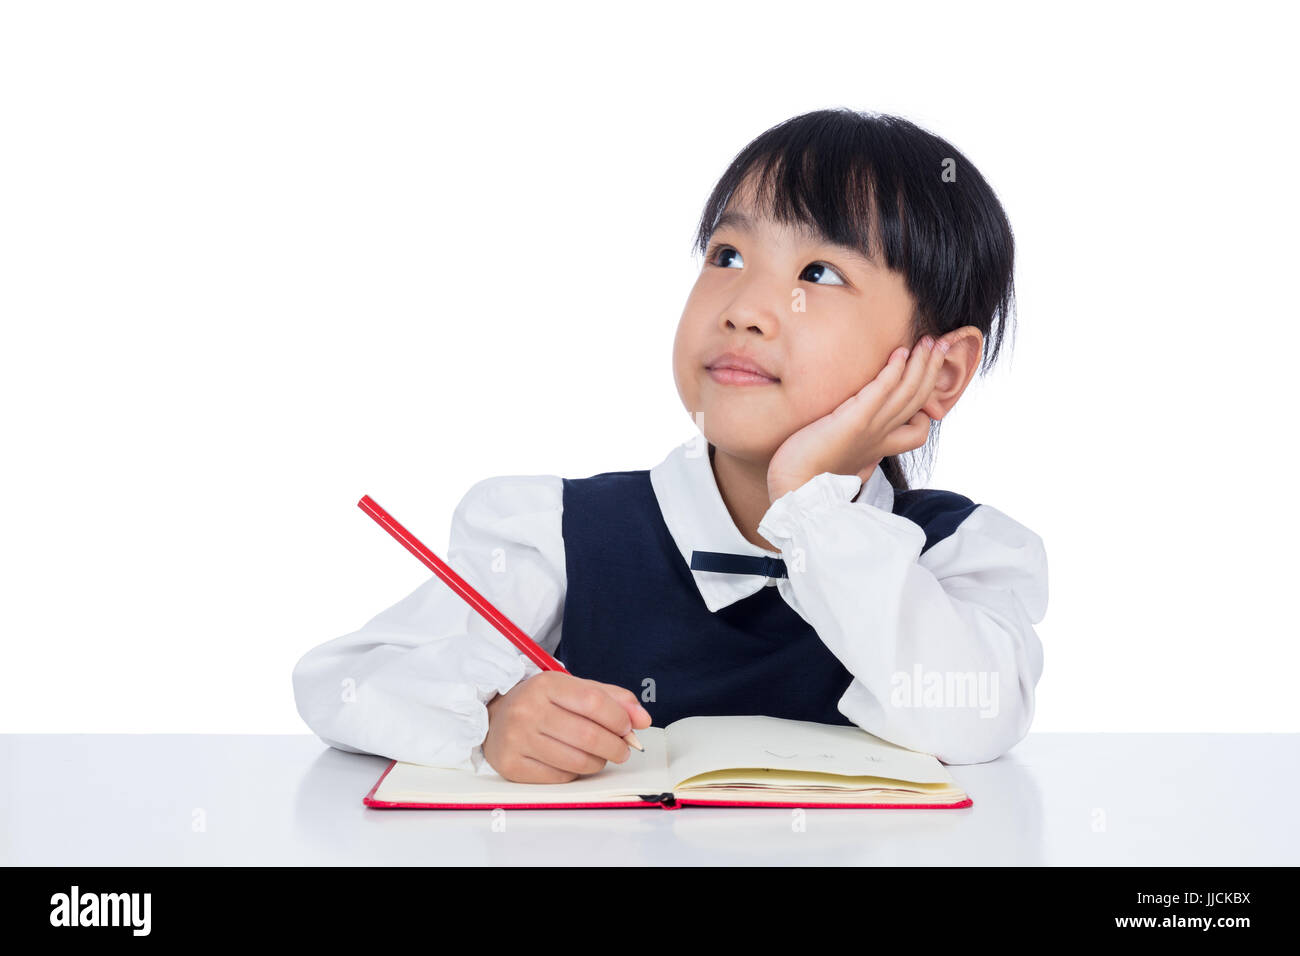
[690,549,788,579]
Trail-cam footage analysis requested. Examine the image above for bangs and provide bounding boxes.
[693,118,897,269]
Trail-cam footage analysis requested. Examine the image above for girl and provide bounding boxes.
[292,108,1048,783]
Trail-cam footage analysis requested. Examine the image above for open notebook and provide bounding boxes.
[364,715,971,810]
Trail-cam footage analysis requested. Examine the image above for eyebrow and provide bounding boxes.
[711,209,875,265]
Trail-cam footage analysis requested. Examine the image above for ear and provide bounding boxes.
[919,326,984,422]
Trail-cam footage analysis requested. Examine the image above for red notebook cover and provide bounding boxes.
[362,759,974,810]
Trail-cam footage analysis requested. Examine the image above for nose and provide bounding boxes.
[718,281,783,337]
[722,313,771,335]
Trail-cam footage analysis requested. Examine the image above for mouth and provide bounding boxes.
[706,367,780,386]
[705,352,780,385]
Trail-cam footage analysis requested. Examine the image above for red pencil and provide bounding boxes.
[357,494,643,752]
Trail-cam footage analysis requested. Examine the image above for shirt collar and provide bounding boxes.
[648,436,895,613]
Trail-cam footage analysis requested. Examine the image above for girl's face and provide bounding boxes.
[673,181,919,464]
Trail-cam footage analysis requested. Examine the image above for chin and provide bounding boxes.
[706,430,785,465]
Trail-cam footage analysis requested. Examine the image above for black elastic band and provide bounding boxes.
[689,549,788,579]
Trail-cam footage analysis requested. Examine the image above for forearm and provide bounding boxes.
[759,474,1047,764]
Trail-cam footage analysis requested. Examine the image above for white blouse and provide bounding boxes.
[292,436,1048,773]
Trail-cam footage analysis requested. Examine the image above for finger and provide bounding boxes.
[546,680,638,755]
[525,723,615,776]
[880,409,933,457]
[923,334,949,392]
[886,334,947,433]
[514,753,579,784]
[590,681,653,727]
[536,706,630,768]
[903,335,949,426]
[877,337,934,427]
[883,345,912,384]
[546,676,640,739]
[849,345,911,417]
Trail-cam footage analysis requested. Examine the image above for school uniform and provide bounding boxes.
[292,437,1048,773]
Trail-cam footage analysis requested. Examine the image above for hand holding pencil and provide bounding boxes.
[482,671,652,784]
[358,495,650,783]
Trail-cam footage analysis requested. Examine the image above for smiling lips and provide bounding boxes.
[705,351,780,386]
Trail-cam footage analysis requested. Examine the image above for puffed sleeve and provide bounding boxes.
[291,474,566,775]
[757,471,1048,765]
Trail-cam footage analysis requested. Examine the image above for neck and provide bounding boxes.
[709,444,781,552]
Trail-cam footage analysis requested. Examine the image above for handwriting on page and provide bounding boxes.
[763,749,883,761]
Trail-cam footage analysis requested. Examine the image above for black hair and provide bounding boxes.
[692,108,1017,491]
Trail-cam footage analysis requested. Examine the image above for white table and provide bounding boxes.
[2,733,1296,865]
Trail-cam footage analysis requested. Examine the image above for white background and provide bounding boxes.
[2,0,1295,734]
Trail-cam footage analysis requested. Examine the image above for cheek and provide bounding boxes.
[671,324,700,408]
[673,364,697,412]
[784,352,870,418]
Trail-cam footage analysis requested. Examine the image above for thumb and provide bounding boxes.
[858,457,883,483]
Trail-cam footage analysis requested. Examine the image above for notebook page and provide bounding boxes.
[373,727,671,804]
[664,715,956,788]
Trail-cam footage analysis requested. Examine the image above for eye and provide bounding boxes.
[704,243,848,287]
[800,261,846,286]
[705,243,743,269]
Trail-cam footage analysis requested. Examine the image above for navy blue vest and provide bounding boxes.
[555,469,977,728]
